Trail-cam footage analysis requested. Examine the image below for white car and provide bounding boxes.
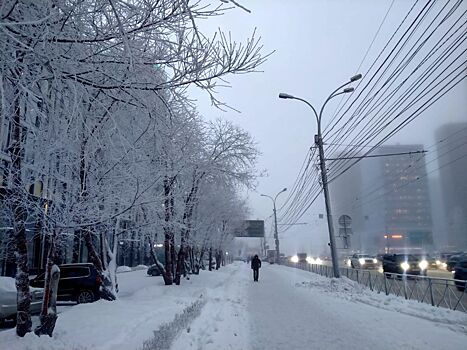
[0,277,44,324]
[349,254,379,269]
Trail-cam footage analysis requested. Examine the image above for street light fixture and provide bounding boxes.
[278,74,362,277]
[260,188,287,264]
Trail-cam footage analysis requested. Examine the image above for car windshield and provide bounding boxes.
[394,255,419,262]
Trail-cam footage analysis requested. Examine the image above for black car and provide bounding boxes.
[30,263,102,303]
[453,258,467,291]
[147,264,162,276]
[446,253,467,272]
[382,254,427,277]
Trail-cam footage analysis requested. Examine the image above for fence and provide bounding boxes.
[285,262,467,312]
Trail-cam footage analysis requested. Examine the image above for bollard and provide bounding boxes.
[403,275,408,300]
[428,278,435,307]
[384,274,388,295]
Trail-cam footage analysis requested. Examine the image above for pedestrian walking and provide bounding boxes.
[251,254,262,282]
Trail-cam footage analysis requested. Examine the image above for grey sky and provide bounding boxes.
[190,0,467,255]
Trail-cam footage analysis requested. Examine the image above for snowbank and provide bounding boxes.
[0,276,16,292]
[132,265,148,271]
[284,265,467,333]
[116,266,132,273]
[0,265,241,350]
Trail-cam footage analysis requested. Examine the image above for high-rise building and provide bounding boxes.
[435,123,467,250]
[330,144,433,253]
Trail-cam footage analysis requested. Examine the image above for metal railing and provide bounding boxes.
[285,262,467,312]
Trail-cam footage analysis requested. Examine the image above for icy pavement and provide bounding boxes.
[174,263,467,350]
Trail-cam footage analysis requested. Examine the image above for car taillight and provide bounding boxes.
[96,275,102,284]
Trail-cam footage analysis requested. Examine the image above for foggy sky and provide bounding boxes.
[190,0,467,255]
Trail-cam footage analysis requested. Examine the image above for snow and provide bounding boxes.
[1,263,466,349]
[116,266,132,273]
[0,276,42,293]
[0,276,17,292]
[132,265,149,271]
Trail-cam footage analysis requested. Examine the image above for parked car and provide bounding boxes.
[446,253,467,272]
[382,254,427,276]
[147,264,163,276]
[453,258,467,292]
[30,263,102,304]
[0,277,43,324]
[349,254,379,269]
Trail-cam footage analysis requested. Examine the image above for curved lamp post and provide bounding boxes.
[278,73,362,277]
[260,188,287,264]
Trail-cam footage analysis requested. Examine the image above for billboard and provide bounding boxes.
[235,220,264,237]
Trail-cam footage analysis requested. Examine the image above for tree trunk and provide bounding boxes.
[174,235,185,285]
[83,230,116,301]
[9,59,31,336]
[208,247,213,271]
[163,177,173,285]
[35,229,59,337]
[149,237,166,276]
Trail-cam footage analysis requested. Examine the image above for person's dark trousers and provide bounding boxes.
[253,268,259,281]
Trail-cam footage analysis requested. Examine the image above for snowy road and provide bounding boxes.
[175,263,467,350]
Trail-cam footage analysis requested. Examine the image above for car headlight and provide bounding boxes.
[373,258,378,264]
[346,259,351,267]
[419,260,428,270]
[359,258,365,265]
[291,255,299,263]
[400,262,410,271]
[306,257,315,264]
[435,260,441,265]
[315,258,323,265]
[442,262,447,269]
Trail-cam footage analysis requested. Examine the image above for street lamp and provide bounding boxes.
[278,73,362,278]
[260,188,287,264]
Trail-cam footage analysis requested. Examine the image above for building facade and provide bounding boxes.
[330,144,434,254]
[435,123,467,250]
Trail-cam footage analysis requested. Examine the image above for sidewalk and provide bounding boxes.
[1,263,465,349]
[174,263,467,350]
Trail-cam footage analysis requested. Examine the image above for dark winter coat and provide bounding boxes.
[251,256,262,270]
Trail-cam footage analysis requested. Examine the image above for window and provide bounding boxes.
[61,267,90,278]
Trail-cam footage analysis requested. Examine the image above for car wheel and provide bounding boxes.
[77,290,95,304]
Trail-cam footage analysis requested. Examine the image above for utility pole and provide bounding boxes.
[316,132,340,277]
[273,201,279,264]
[279,73,362,278]
[260,188,287,264]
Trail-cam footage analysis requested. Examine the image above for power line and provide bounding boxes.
[326,150,426,161]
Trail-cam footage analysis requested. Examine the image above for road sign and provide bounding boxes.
[235,220,264,237]
[338,215,352,249]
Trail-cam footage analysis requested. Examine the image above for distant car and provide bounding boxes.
[0,277,43,324]
[350,254,379,269]
[30,263,102,304]
[438,251,463,269]
[147,264,163,276]
[446,254,467,272]
[382,254,427,276]
[411,254,437,270]
[453,258,467,291]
